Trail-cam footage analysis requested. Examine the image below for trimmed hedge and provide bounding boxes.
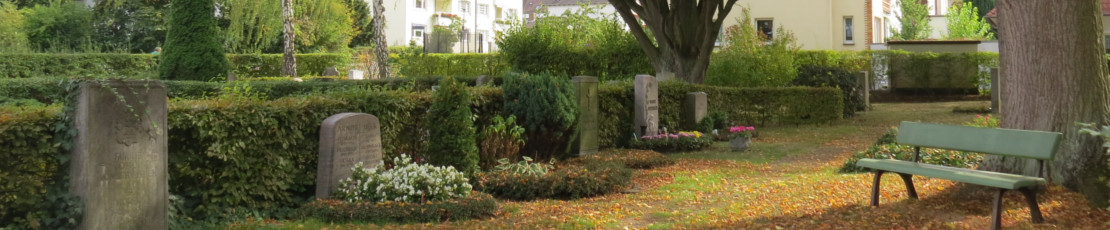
[563,149,675,170]
[0,53,349,79]
[297,192,498,223]
[393,53,508,78]
[598,81,844,148]
[0,106,62,225]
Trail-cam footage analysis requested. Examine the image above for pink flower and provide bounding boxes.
[642,136,652,140]
[669,134,679,139]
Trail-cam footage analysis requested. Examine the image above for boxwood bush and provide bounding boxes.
[476,160,633,200]
[297,192,497,223]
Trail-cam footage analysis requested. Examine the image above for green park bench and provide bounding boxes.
[856,121,1062,230]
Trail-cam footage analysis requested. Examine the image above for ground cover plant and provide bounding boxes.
[227,101,1110,229]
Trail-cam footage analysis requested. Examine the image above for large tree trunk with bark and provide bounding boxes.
[985,0,1110,205]
[609,0,738,83]
[282,0,297,78]
[372,0,391,79]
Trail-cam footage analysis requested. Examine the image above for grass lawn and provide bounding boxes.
[228,101,1110,229]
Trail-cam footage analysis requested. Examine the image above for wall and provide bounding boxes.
[727,0,868,51]
[377,0,521,52]
[545,4,617,18]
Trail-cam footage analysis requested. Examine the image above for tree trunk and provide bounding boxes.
[609,0,736,83]
[985,0,1110,206]
[372,0,391,79]
[282,0,297,78]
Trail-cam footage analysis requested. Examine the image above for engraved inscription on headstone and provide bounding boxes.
[684,92,707,129]
[316,113,382,199]
[71,80,168,230]
[635,75,659,136]
[573,76,599,155]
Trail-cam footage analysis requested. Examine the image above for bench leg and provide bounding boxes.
[991,189,1006,230]
[870,170,885,206]
[1019,187,1045,223]
[897,173,918,199]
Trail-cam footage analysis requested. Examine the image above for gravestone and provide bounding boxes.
[657,71,676,82]
[859,71,870,110]
[684,92,707,129]
[348,69,365,80]
[71,80,168,230]
[322,66,340,76]
[573,76,599,155]
[475,75,490,86]
[316,113,382,199]
[990,68,1000,114]
[634,75,659,136]
[227,72,237,82]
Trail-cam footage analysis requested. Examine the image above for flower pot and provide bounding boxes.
[729,136,751,152]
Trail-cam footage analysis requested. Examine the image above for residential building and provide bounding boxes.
[540,0,616,18]
[523,0,544,26]
[724,0,869,51]
[375,0,523,53]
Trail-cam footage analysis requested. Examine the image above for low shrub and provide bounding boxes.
[491,156,553,176]
[696,111,731,134]
[793,65,866,117]
[297,192,497,223]
[628,131,714,152]
[479,115,525,171]
[964,114,1000,128]
[952,105,991,114]
[477,160,632,200]
[335,155,472,203]
[502,72,578,160]
[0,53,348,79]
[564,149,674,169]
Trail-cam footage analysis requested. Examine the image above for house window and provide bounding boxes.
[507,9,517,19]
[460,1,470,13]
[479,4,488,15]
[844,17,854,44]
[496,7,503,19]
[415,0,425,9]
[412,24,426,42]
[756,19,773,40]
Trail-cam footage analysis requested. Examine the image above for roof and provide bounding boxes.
[541,0,609,6]
[985,0,1110,17]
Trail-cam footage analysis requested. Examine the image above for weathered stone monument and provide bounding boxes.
[573,76,599,155]
[316,113,382,199]
[990,68,1000,114]
[657,72,676,82]
[684,92,707,129]
[227,72,237,82]
[348,69,365,80]
[322,66,340,76]
[475,75,490,86]
[634,75,659,136]
[71,80,168,230]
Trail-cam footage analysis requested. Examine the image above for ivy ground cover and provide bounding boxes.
[229,101,1110,229]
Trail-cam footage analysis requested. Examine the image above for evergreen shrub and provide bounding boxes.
[426,77,480,174]
[297,192,497,223]
[502,72,578,160]
[160,0,229,80]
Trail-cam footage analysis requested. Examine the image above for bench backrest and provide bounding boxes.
[897,121,1062,160]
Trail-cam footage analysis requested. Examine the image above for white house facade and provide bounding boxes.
[375,0,523,53]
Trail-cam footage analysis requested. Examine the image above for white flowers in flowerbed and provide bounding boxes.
[335,154,473,203]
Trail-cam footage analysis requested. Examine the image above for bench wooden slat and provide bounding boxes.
[897,121,1062,160]
[857,159,1046,190]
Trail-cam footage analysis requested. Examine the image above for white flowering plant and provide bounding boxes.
[334,154,473,203]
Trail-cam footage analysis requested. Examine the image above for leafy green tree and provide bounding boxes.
[292,0,356,52]
[92,0,171,53]
[945,2,993,40]
[21,0,95,52]
[343,0,373,48]
[426,77,481,175]
[609,0,740,83]
[891,0,933,40]
[968,0,995,19]
[8,0,51,9]
[220,0,282,53]
[706,8,799,87]
[161,0,229,80]
[0,1,30,53]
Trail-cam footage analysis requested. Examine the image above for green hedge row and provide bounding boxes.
[0,106,62,225]
[297,193,498,223]
[597,81,844,148]
[393,53,508,78]
[0,76,503,104]
[0,53,349,79]
[0,80,840,223]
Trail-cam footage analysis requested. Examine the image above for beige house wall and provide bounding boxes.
[726,0,868,51]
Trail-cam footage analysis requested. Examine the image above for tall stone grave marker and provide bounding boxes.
[316,113,382,199]
[634,75,659,136]
[71,80,168,230]
[573,76,599,155]
[990,68,1000,114]
[684,92,707,129]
